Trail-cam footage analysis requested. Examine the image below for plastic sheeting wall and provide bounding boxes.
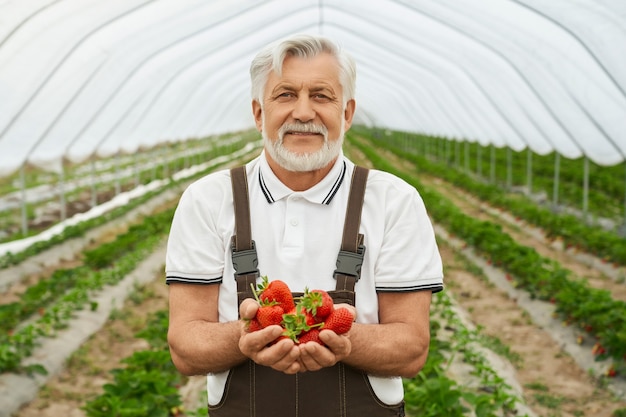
[1,0,625,178]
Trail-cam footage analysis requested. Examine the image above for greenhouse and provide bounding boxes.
[1,1,626,416]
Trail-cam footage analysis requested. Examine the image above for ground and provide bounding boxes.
[7,145,626,416]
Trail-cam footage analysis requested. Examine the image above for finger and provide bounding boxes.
[319,330,352,359]
[333,303,357,321]
[298,342,334,370]
[259,339,302,373]
[239,298,259,320]
[239,325,283,355]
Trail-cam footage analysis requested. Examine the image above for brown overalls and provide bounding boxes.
[209,166,405,417]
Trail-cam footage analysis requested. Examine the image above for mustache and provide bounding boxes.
[278,122,328,138]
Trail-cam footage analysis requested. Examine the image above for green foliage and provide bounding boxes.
[0,209,173,373]
[404,293,526,416]
[349,131,626,365]
[613,408,626,417]
[0,133,260,267]
[83,312,183,417]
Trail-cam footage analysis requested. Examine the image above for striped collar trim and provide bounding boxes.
[258,158,347,205]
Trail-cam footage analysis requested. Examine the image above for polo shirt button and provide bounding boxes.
[290,218,299,226]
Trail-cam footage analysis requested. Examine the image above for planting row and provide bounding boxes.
[0,135,260,269]
[0,143,260,376]
[365,128,626,266]
[0,208,174,374]
[0,132,258,243]
[348,133,626,378]
[79,290,529,417]
[377,129,626,223]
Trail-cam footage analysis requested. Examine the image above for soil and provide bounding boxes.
[5,144,626,416]
[13,274,169,417]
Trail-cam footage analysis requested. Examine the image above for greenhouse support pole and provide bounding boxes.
[403,134,409,154]
[134,153,139,187]
[90,159,97,208]
[622,161,626,235]
[506,148,512,189]
[526,148,533,195]
[115,153,121,196]
[583,156,589,221]
[20,164,28,236]
[489,145,496,184]
[477,145,482,178]
[552,153,560,209]
[59,164,66,222]
[464,141,470,173]
[151,148,158,181]
[162,147,169,179]
[436,137,441,161]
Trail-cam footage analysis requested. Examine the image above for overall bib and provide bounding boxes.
[207,166,405,417]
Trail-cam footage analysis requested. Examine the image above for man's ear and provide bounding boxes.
[252,100,263,132]
[343,99,356,131]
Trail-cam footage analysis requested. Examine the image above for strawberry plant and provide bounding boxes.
[0,134,259,268]
[358,127,626,267]
[349,133,626,368]
[0,208,174,373]
[404,291,526,416]
[83,311,183,417]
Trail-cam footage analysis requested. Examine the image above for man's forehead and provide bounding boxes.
[269,56,340,83]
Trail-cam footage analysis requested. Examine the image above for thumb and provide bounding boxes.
[240,298,259,320]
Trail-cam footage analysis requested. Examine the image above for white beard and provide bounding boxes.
[262,119,345,172]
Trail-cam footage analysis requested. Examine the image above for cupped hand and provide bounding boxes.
[238,298,302,374]
[297,330,352,372]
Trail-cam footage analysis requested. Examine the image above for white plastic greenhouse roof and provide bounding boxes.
[1,0,626,178]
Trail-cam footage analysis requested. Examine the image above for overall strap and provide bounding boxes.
[333,166,369,306]
[230,166,259,307]
[229,165,370,307]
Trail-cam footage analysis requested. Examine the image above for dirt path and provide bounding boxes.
[13,276,173,417]
[344,140,626,416]
[428,176,626,302]
[8,143,626,416]
[439,241,626,416]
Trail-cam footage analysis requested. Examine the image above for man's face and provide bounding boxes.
[253,52,355,172]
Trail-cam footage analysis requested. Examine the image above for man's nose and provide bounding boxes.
[292,96,315,122]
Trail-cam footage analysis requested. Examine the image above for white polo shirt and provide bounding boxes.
[165,150,444,405]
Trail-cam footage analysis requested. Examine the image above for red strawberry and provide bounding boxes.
[257,276,295,312]
[322,308,353,335]
[247,317,263,332]
[298,329,323,345]
[300,288,334,322]
[309,289,334,320]
[256,304,284,328]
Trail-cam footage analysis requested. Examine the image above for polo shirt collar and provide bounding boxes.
[258,150,347,205]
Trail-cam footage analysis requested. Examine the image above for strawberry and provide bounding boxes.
[299,288,334,322]
[322,307,353,335]
[309,289,335,320]
[247,317,263,332]
[256,304,284,328]
[256,276,295,312]
[298,329,323,345]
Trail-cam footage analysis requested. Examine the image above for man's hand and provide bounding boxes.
[297,302,355,372]
[297,329,352,371]
[238,298,302,374]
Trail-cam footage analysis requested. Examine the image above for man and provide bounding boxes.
[166,34,443,416]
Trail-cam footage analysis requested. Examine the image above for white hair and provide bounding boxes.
[250,34,356,105]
